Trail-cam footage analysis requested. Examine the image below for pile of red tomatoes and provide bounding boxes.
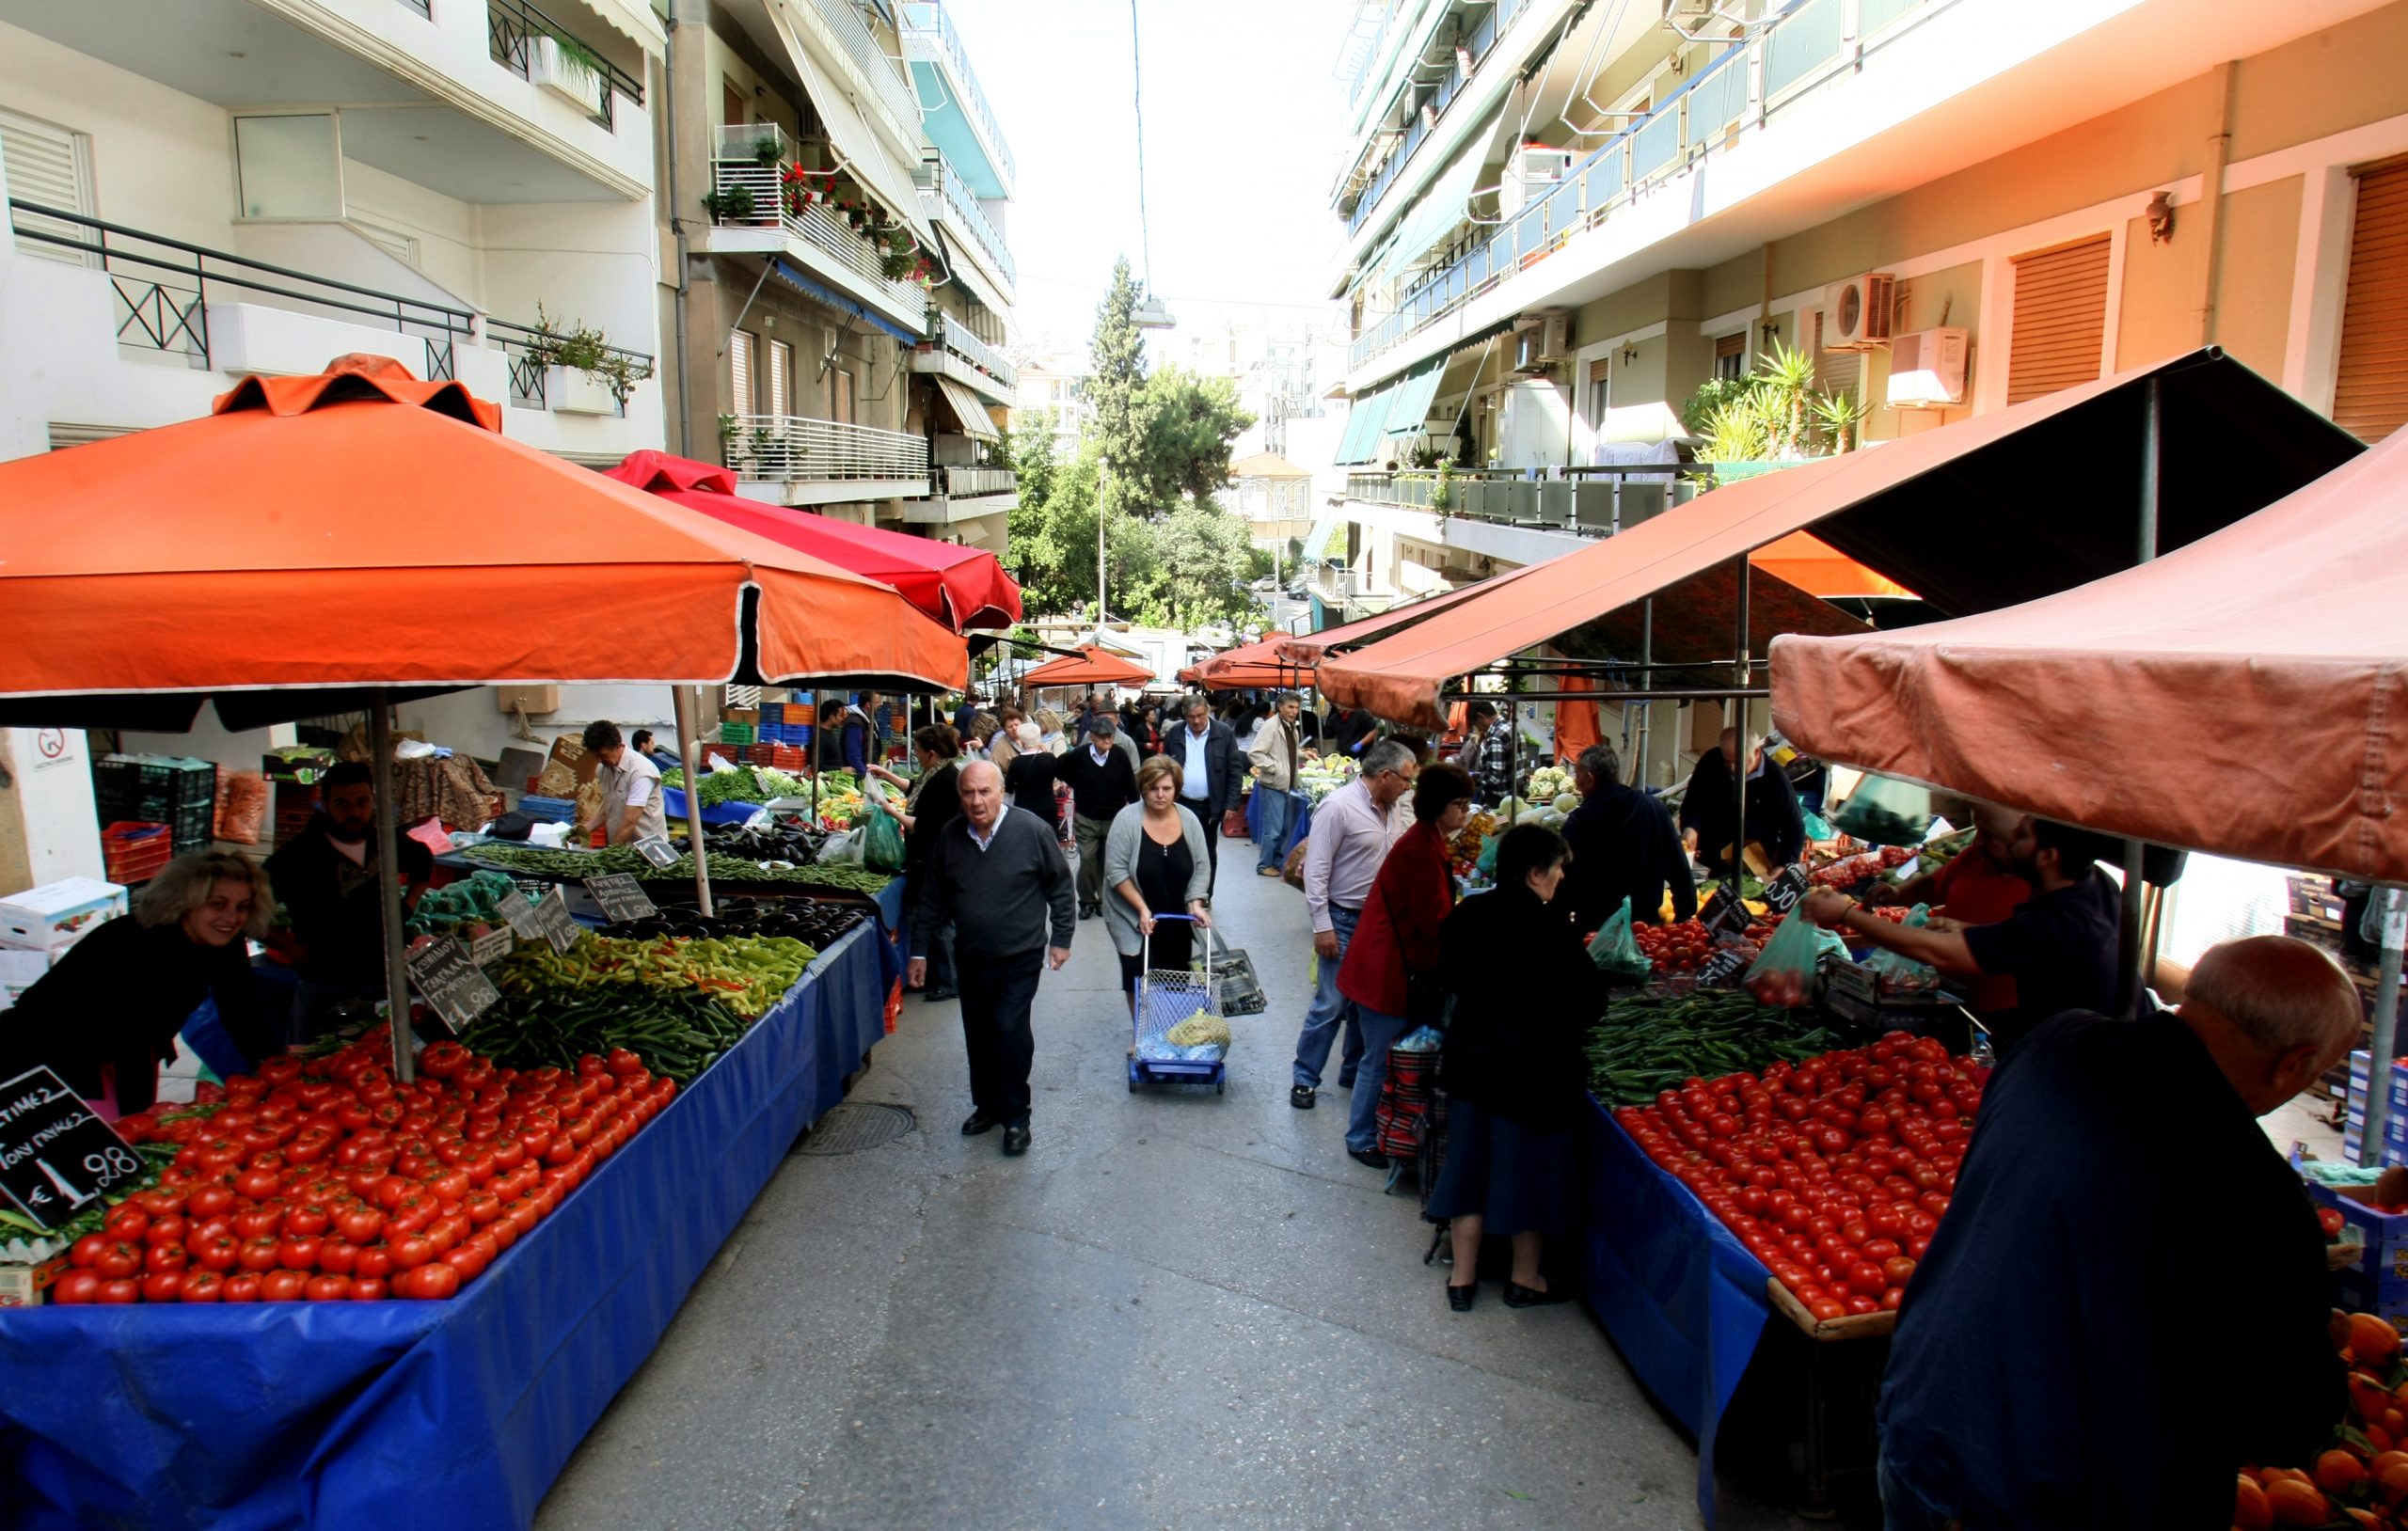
[1634,920,1718,972]
[50,1032,674,1304]
[1611,1031,1985,1319]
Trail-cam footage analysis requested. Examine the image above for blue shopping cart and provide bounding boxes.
[1126,912,1227,1094]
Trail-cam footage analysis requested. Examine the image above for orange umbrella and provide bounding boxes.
[1749,531,1917,600]
[0,357,968,700]
[1022,645,1155,688]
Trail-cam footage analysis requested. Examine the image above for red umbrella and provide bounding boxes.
[605,451,1022,632]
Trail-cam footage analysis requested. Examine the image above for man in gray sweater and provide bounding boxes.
[909,760,1076,1156]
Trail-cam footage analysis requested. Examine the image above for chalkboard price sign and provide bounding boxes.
[407,937,502,1031]
[1701,887,1751,938]
[1761,864,1812,915]
[469,928,515,967]
[1696,945,1753,989]
[585,873,657,923]
[532,884,579,955]
[0,1066,145,1231]
[497,890,540,937]
[632,836,679,870]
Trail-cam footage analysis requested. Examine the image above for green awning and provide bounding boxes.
[1372,141,1487,289]
[1298,510,1348,564]
[1382,358,1446,438]
[1336,382,1395,466]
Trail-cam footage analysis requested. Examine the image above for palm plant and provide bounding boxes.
[1811,389,1869,454]
[1753,339,1818,457]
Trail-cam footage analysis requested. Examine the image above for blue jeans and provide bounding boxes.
[1346,1005,1412,1153]
[1291,904,1365,1091]
[1255,789,1294,872]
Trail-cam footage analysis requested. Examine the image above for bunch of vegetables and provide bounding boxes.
[2234,1314,2408,1528]
[1612,1032,1983,1318]
[1526,765,1574,803]
[455,987,749,1084]
[404,870,518,939]
[460,843,892,892]
[1635,920,1728,972]
[659,764,810,807]
[1810,846,1918,890]
[47,1034,673,1303]
[1585,990,1848,1105]
[497,931,815,1019]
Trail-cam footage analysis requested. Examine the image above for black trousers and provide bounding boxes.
[958,946,1044,1126]
[1183,797,1221,892]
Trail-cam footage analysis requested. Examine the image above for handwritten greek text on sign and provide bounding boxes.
[1761,865,1811,915]
[585,874,657,923]
[1696,946,1752,989]
[633,836,679,870]
[0,1066,144,1231]
[469,928,515,967]
[498,890,540,937]
[1701,887,1751,937]
[533,885,579,955]
[407,937,502,1030]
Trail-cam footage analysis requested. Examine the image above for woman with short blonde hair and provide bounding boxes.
[1103,755,1212,997]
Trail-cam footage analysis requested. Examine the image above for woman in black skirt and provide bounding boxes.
[1430,822,1606,1311]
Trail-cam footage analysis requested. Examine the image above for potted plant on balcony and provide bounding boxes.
[719,413,745,470]
[524,303,653,415]
[530,31,608,115]
[751,134,784,167]
[701,185,756,223]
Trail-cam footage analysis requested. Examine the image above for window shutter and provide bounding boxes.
[768,339,792,417]
[1588,356,1608,384]
[730,329,755,413]
[2006,234,2111,404]
[2334,157,2408,443]
[0,110,92,265]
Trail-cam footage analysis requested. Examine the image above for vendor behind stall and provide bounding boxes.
[580,719,667,846]
[265,760,433,1032]
[1679,729,1804,875]
[1869,802,2033,1017]
[0,853,276,1115]
[1804,813,2122,1055]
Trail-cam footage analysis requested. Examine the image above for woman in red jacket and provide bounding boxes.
[1336,762,1474,1168]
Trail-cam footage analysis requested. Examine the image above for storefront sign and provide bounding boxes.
[585,874,657,923]
[407,937,502,1031]
[0,1066,143,1231]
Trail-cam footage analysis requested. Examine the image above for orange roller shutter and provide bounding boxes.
[2006,235,2111,405]
[2335,157,2408,444]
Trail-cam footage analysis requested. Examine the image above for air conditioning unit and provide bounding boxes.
[1885,326,1969,409]
[1513,310,1573,371]
[1823,273,1896,350]
[1497,143,1576,216]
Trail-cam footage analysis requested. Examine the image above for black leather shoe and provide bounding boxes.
[924,986,958,1002]
[1289,1085,1316,1110]
[1447,1281,1476,1313]
[1001,1125,1031,1156]
[960,1111,999,1136]
[1503,1281,1573,1308]
[1347,1147,1388,1169]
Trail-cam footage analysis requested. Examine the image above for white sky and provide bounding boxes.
[942,0,1358,357]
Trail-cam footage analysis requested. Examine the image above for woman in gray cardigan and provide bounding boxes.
[1104,755,1214,997]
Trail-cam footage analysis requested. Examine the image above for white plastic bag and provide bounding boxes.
[820,828,865,866]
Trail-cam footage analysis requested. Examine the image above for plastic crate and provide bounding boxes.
[171,800,214,852]
[101,822,174,885]
[517,795,578,823]
[719,722,755,746]
[758,702,788,726]
[94,754,216,825]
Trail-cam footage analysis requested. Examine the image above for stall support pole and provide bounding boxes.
[1637,597,1654,790]
[673,684,714,918]
[2366,890,2405,1167]
[1731,555,1751,878]
[2116,380,2162,1017]
[369,690,415,1083]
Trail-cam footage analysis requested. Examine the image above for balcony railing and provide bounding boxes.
[705,158,936,321]
[484,318,653,417]
[807,0,926,145]
[1349,0,1946,373]
[487,0,645,130]
[1343,465,1709,535]
[900,3,1017,190]
[724,413,930,482]
[7,197,475,382]
[928,311,1016,390]
[915,153,1015,289]
[943,465,1016,497]
[1339,0,1532,234]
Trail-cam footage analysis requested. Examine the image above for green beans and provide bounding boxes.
[1584,991,1846,1106]
[458,843,892,892]
[455,986,753,1084]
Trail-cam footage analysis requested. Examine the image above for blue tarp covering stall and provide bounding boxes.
[1243,788,1311,861]
[1578,1097,1774,1529]
[0,921,891,1531]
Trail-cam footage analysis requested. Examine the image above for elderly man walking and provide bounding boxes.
[1171,694,1245,892]
[1246,692,1314,877]
[909,761,1075,1157]
[1289,738,1418,1111]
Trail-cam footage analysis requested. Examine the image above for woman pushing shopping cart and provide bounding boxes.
[1101,759,1228,1092]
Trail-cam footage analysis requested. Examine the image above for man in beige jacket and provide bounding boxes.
[1244,692,1316,877]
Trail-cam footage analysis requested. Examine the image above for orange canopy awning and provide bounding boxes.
[1319,350,2359,729]
[1275,576,1528,667]
[0,358,968,707]
[1022,645,1155,688]
[1773,427,2408,884]
[1750,531,1916,600]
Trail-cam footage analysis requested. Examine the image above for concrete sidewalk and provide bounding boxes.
[538,834,1827,1529]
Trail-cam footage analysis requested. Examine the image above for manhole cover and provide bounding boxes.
[796,1102,915,1155]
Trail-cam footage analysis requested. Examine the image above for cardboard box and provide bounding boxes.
[0,1254,70,1307]
[0,877,128,955]
[2311,1179,2408,1282]
[0,947,49,1010]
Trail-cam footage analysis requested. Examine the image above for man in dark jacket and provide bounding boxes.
[1877,936,2352,1529]
[899,725,964,1002]
[1055,714,1139,919]
[1171,694,1246,892]
[1678,728,1803,875]
[1560,743,1695,935]
[266,761,433,1034]
[910,761,1075,1157]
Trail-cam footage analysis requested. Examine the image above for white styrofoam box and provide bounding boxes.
[0,877,127,955]
[0,947,50,1009]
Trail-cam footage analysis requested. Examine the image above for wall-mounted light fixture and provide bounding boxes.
[1619,344,1640,366]
[1760,318,1782,347]
[2147,189,2176,245]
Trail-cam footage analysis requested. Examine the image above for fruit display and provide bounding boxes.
[1810,845,1918,891]
[45,1033,675,1304]
[496,931,816,1019]
[1585,991,1849,1106]
[1636,918,1777,974]
[2233,1315,2408,1529]
[1450,810,1499,881]
[1296,757,1358,807]
[1611,1032,1985,1318]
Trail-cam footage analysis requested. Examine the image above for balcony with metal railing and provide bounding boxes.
[802,0,927,150]
[485,0,647,131]
[484,318,654,418]
[1342,464,1707,538]
[911,311,1015,403]
[900,2,1017,199]
[1337,0,1532,234]
[1346,0,1946,376]
[705,142,936,332]
[915,153,1015,296]
[722,414,931,500]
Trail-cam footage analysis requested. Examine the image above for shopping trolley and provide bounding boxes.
[1127,912,1228,1093]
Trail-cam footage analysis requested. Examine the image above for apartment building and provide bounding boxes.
[672,0,1018,553]
[1318,0,2408,607]
[0,0,667,466]
[1011,351,1087,461]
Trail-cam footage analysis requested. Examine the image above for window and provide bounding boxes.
[730,329,756,412]
[832,367,856,424]
[723,81,746,132]
[0,109,93,265]
[2334,156,2408,443]
[1714,331,1746,381]
[768,339,792,417]
[232,113,341,220]
[2005,233,2111,405]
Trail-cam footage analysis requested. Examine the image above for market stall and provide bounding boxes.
[1019,644,1154,691]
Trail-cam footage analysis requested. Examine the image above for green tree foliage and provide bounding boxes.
[1132,367,1255,506]
[1088,257,1152,511]
[1116,499,1261,630]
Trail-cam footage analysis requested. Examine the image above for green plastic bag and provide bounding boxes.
[1863,903,1942,992]
[862,801,907,873]
[1475,832,1501,878]
[1830,773,1932,846]
[1587,896,1654,980]
[1801,808,1835,843]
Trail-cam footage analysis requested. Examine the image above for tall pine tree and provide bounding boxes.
[1088,256,1154,522]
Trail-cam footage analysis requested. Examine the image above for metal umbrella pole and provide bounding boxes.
[368,689,415,1082]
[672,683,714,918]
[2115,379,2162,1017]
[1731,554,1751,880]
[2368,890,2405,1167]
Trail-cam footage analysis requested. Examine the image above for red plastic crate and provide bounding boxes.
[102,821,174,885]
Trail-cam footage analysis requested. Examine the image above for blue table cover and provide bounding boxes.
[0,921,890,1531]
[1243,788,1311,860]
[660,786,768,827]
[1578,1096,1773,1530]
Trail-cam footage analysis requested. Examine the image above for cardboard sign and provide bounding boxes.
[585,873,657,923]
[1696,945,1753,989]
[632,836,679,870]
[0,1066,144,1231]
[1761,864,1812,915]
[406,937,502,1031]
[468,927,515,967]
[532,884,579,954]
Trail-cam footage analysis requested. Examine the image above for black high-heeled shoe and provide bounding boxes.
[1503,1281,1573,1308]
[1447,1280,1476,1313]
